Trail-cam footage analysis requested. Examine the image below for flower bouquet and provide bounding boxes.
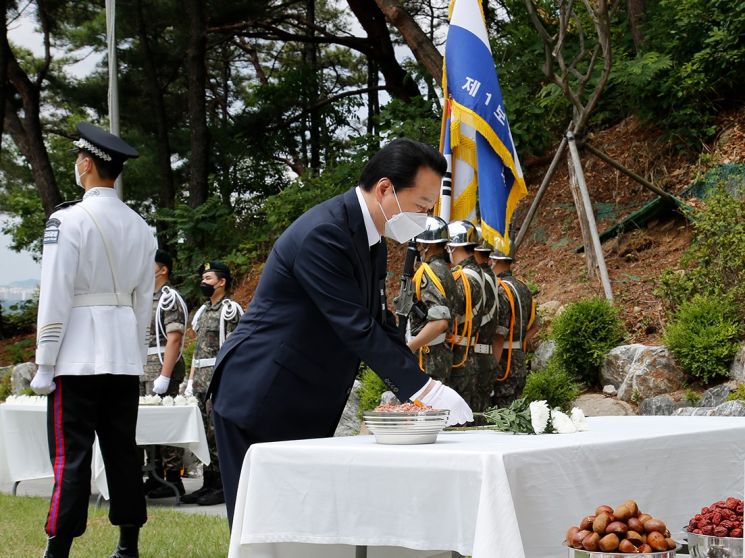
[480,398,589,434]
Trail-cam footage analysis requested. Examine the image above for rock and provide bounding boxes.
[380,391,400,406]
[699,383,735,408]
[711,400,745,417]
[334,380,362,437]
[673,407,715,416]
[601,344,645,389]
[573,393,636,416]
[639,395,680,416]
[602,384,617,396]
[537,301,563,324]
[730,344,745,383]
[530,340,556,371]
[616,346,686,403]
[11,362,36,394]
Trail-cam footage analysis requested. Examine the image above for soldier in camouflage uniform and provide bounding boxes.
[181,260,243,506]
[142,250,189,498]
[489,249,537,408]
[471,238,510,414]
[445,220,484,408]
[407,216,457,383]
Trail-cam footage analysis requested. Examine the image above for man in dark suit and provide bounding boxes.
[209,139,473,525]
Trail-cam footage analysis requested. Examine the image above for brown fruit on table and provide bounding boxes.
[665,538,677,550]
[638,513,653,524]
[598,533,620,552]
[627,517,644,532]
[566,526,579,545]
[606,521,629,535]
[593,512,611,534]
[573,530,591,549]
[638,543,653,553]
[623,500,640,517]
[626,530,644,546]
[647,531,668,551]
[580,515,596,531]
[614,504,634,521]
[618,539,639,553]
[643,518,667,534]
[596,504,614,516]
[582,532,601,551]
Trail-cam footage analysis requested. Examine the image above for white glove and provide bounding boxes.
[184,379,194,398]
[152,375,170,394]
[30,365,56,395]
[411,378,473,426]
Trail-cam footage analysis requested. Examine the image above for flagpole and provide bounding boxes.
[105,0,123,200]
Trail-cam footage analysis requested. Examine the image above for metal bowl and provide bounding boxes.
[566,543,681,558]
[687,530,743,558]
[362,409,449,445]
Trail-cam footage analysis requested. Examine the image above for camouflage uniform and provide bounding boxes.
[190,297,241,475]
[493,270,535,408]
[409,254,457,383]
[449,256,484,408]
[471,263,510,413]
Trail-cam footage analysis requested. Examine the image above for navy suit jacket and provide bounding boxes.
[209,188,429,440]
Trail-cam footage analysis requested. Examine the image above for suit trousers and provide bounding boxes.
[45,374,147,538]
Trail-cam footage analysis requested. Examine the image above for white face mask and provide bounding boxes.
[74,160,88,189]
[378,185,429,244]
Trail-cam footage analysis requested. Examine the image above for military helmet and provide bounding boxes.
[488,236,513,261]
[474,225,493,253]
[447,220,478,247]
[414,216,449,244]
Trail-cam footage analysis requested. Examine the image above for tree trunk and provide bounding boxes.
[3,42,61,217]
[373,0,443,83]
[135,0,175,249]
[305,0,320,171]
[566,148,598,278]
[346,0,421,100]
[627,0,645,53]
[185,0,209,208]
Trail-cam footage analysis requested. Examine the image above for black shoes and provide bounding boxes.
[109,525,139,558]
[42,536,72,558]
[147,470,185,499]
[196,488,225,506]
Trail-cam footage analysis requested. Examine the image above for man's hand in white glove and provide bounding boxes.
[30,365,56,396]
[152,375,171,395]
[410,378,473,426]
[183,379,194,398]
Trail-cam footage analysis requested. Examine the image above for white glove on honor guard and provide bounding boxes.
[184,379,194,398]
[410,378,473,426]
[152,374,171,395]
[30,365,56,395]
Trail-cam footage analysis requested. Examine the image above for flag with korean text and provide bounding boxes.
[438,0,527,254]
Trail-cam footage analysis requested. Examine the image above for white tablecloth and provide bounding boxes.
[230,416,745,558]
[0,400,209,499]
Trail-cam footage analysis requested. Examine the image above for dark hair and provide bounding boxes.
[214,271,232,291]
[80,149,124,181]
[358,138,447,192]
[155,249,173,277]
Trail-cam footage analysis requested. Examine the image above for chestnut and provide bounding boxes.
[618,538,639,553]
[606,521,629,535]
[598,533,620,552]
[582,532,601,551]
[614,504,633,521]
[665,537,677,550]
[573,529,591,549]
[580,515,596,531]
[627,517,644,533]
[595,504,614,516]
[593,512,612,534]
[566,526,579,545]
[643,518,667,534]
[626,530,644,546]
[623,499,639,517]
[647,531,668,551]
[638,543,653,553]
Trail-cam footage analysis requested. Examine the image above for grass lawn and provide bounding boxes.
[0,493,229,557]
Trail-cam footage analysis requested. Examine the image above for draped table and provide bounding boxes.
[229,416,745,558]
[0,397,209,499]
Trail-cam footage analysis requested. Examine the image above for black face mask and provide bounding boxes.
[199,282,215,297]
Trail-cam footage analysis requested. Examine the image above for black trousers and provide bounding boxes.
[45,374,147,538]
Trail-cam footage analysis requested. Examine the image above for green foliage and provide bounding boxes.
[726,384,745,402]
[0,371,11,402]
[481,397,535,434]
[357,365,388,418]
[664,294,743,384]
[6,339,35,365]
[682,388,701,406]
[1,296,39,338]
[551,298,626,385]
[522,358,582,412]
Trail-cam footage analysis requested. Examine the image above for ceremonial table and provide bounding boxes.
[229,416,745,558]
[0,397,209,499]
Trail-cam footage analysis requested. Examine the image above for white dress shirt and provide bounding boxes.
[354,186,381,248]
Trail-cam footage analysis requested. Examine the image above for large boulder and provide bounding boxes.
[673,407,715,416]
[730,343,745,383]
[711,400,745,417]
[11,362,36,394]
[334,380,362,437]
[537,301,563,324]
[616,346,686,403]
[530,340,556,371]
[573,393,636,416]
[601,344,645,389]
[639,395,681,416]
[699,383,735,408]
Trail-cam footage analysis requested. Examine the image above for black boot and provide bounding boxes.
[147,469,185,499]
[196,473,225,506]
[42,536,73,558]
[142,472,161,495]
[109,525,139,558]
[180,471,213,504]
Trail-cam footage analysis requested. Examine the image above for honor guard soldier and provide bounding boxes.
[142,249,189,498]
[445,220,485,408]
[489,248,538,407]
[407,216,457,383]
[180,260,243,506]
[30,123,156,558]
[471,234,510,413]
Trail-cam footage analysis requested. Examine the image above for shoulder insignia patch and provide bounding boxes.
[43,229,60,244]
[45,218,61,229]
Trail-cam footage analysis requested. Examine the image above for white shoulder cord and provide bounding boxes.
[481,274,499,326]
[154,285,189,364]
[462,267,485,314]
[219,299,244,347]
[505,280,524,344]
[191,303,207,332]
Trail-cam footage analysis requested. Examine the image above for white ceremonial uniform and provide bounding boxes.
[35,187,157,375]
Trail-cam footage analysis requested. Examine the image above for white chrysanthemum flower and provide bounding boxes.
[161,396,174,407]
[529,400,550,434]
[551,410,578,434]
[186,396,199,406]
[173,395,187,406]
[570,407,589,431]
